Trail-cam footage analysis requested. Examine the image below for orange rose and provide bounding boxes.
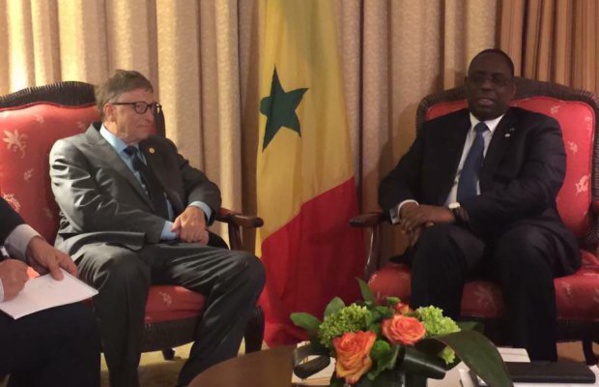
[332,331,376,384]
[394,301,411,315]
[382,315,426,346]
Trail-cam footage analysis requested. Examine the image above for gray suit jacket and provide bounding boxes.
[50,123,221,257]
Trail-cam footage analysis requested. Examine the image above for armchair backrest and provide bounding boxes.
[0,81,164,242]
[415,78,599,250]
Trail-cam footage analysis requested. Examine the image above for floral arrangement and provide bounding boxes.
[291,280,511,386]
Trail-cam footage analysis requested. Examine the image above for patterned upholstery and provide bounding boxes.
[363,77,599,364]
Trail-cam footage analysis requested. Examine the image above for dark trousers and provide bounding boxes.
[75,240,265,387]
[0,303,100,387]
[407,223,561,361]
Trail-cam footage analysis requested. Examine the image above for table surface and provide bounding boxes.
[190,345,599,387]
[190,345,297,387]
[190,344,464,387]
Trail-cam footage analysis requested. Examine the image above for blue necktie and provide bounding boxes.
[457,122,488,202]
[124,146,169,219]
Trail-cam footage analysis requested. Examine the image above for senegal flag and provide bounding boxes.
[257,0,365,346]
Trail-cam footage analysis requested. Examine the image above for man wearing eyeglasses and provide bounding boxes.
[48,70,265,387]
[379,50,580,362]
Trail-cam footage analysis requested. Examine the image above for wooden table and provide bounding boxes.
[190,344,514,387]
[190,345,297,387]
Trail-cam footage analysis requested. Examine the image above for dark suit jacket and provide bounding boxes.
[379,107,580,275]
[49,123,221,257]
[0,197,24,244]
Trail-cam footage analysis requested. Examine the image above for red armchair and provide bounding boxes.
[352,77,599,364]
[0,81,264,358]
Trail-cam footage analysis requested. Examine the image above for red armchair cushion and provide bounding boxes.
[0,103,99,241]
[369,251,599,321]
[144,285,205,323]
[369,95,599,323]
[3,103,205,323]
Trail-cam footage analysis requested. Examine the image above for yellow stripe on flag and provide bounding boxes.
[257,0,365,346]
[257,0,354,243]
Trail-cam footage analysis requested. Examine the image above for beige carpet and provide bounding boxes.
[1,341,597,387]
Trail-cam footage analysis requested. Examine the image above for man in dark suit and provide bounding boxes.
[0,197,100,386]
[378,49,580,361]
[49,70,265,387]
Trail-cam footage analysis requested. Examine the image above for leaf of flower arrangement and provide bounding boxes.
[385,296,400,307]
[324,297,346,317]
[457,320,484,333]
[357,278,375,303]
[434,330,512,386]
[373,305,394,320]
[292,342,333,383]
[290,312,321,334]
[401,345,447,379]
[368,341,398,378]
[329,373,344,387]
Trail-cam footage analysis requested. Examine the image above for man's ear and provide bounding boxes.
[103,103,114,122]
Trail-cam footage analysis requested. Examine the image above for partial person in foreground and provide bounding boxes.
[379,49,580,361]
[0,197,100,387]
[49,69,265,387]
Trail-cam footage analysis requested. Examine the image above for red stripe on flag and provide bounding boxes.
[259,177,365,346]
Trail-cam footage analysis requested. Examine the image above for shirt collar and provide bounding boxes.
[469,113,504,134]
[99,125,137,154]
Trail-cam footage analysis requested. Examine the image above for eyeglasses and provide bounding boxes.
[468,72,513,87]
[111,101,162,115]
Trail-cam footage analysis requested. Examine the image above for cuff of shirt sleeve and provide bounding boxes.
[0,278,4,303]
[4,224,41,261]
[188,201,213,223]
[160,221,178,241]
[390,200,419,225]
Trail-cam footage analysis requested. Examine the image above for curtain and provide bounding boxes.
[0,0,499,256]
[500,0,599,93]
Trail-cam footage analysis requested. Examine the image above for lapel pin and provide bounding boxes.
[149,147,155,154]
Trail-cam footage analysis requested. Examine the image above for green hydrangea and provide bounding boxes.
[415,306,460,365]
[318,303,370,350]
[439,346,456,364]
[415,306,460,337]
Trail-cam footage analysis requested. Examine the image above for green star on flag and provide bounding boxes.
[259,68,308,150]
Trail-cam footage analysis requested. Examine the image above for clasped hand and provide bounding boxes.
[172,206,209,244]
[399,203,454,246]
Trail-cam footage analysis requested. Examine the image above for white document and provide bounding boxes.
[0,269,98,319]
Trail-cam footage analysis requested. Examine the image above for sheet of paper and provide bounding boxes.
[0,268,98,319]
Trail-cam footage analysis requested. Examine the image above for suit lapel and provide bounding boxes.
[85,124,153,208]
[480,109,517,191]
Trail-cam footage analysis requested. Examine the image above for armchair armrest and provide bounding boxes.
[350,211,386,228]
[350,211,387,280]
[215,207,264,251]
[216,207,264,228]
